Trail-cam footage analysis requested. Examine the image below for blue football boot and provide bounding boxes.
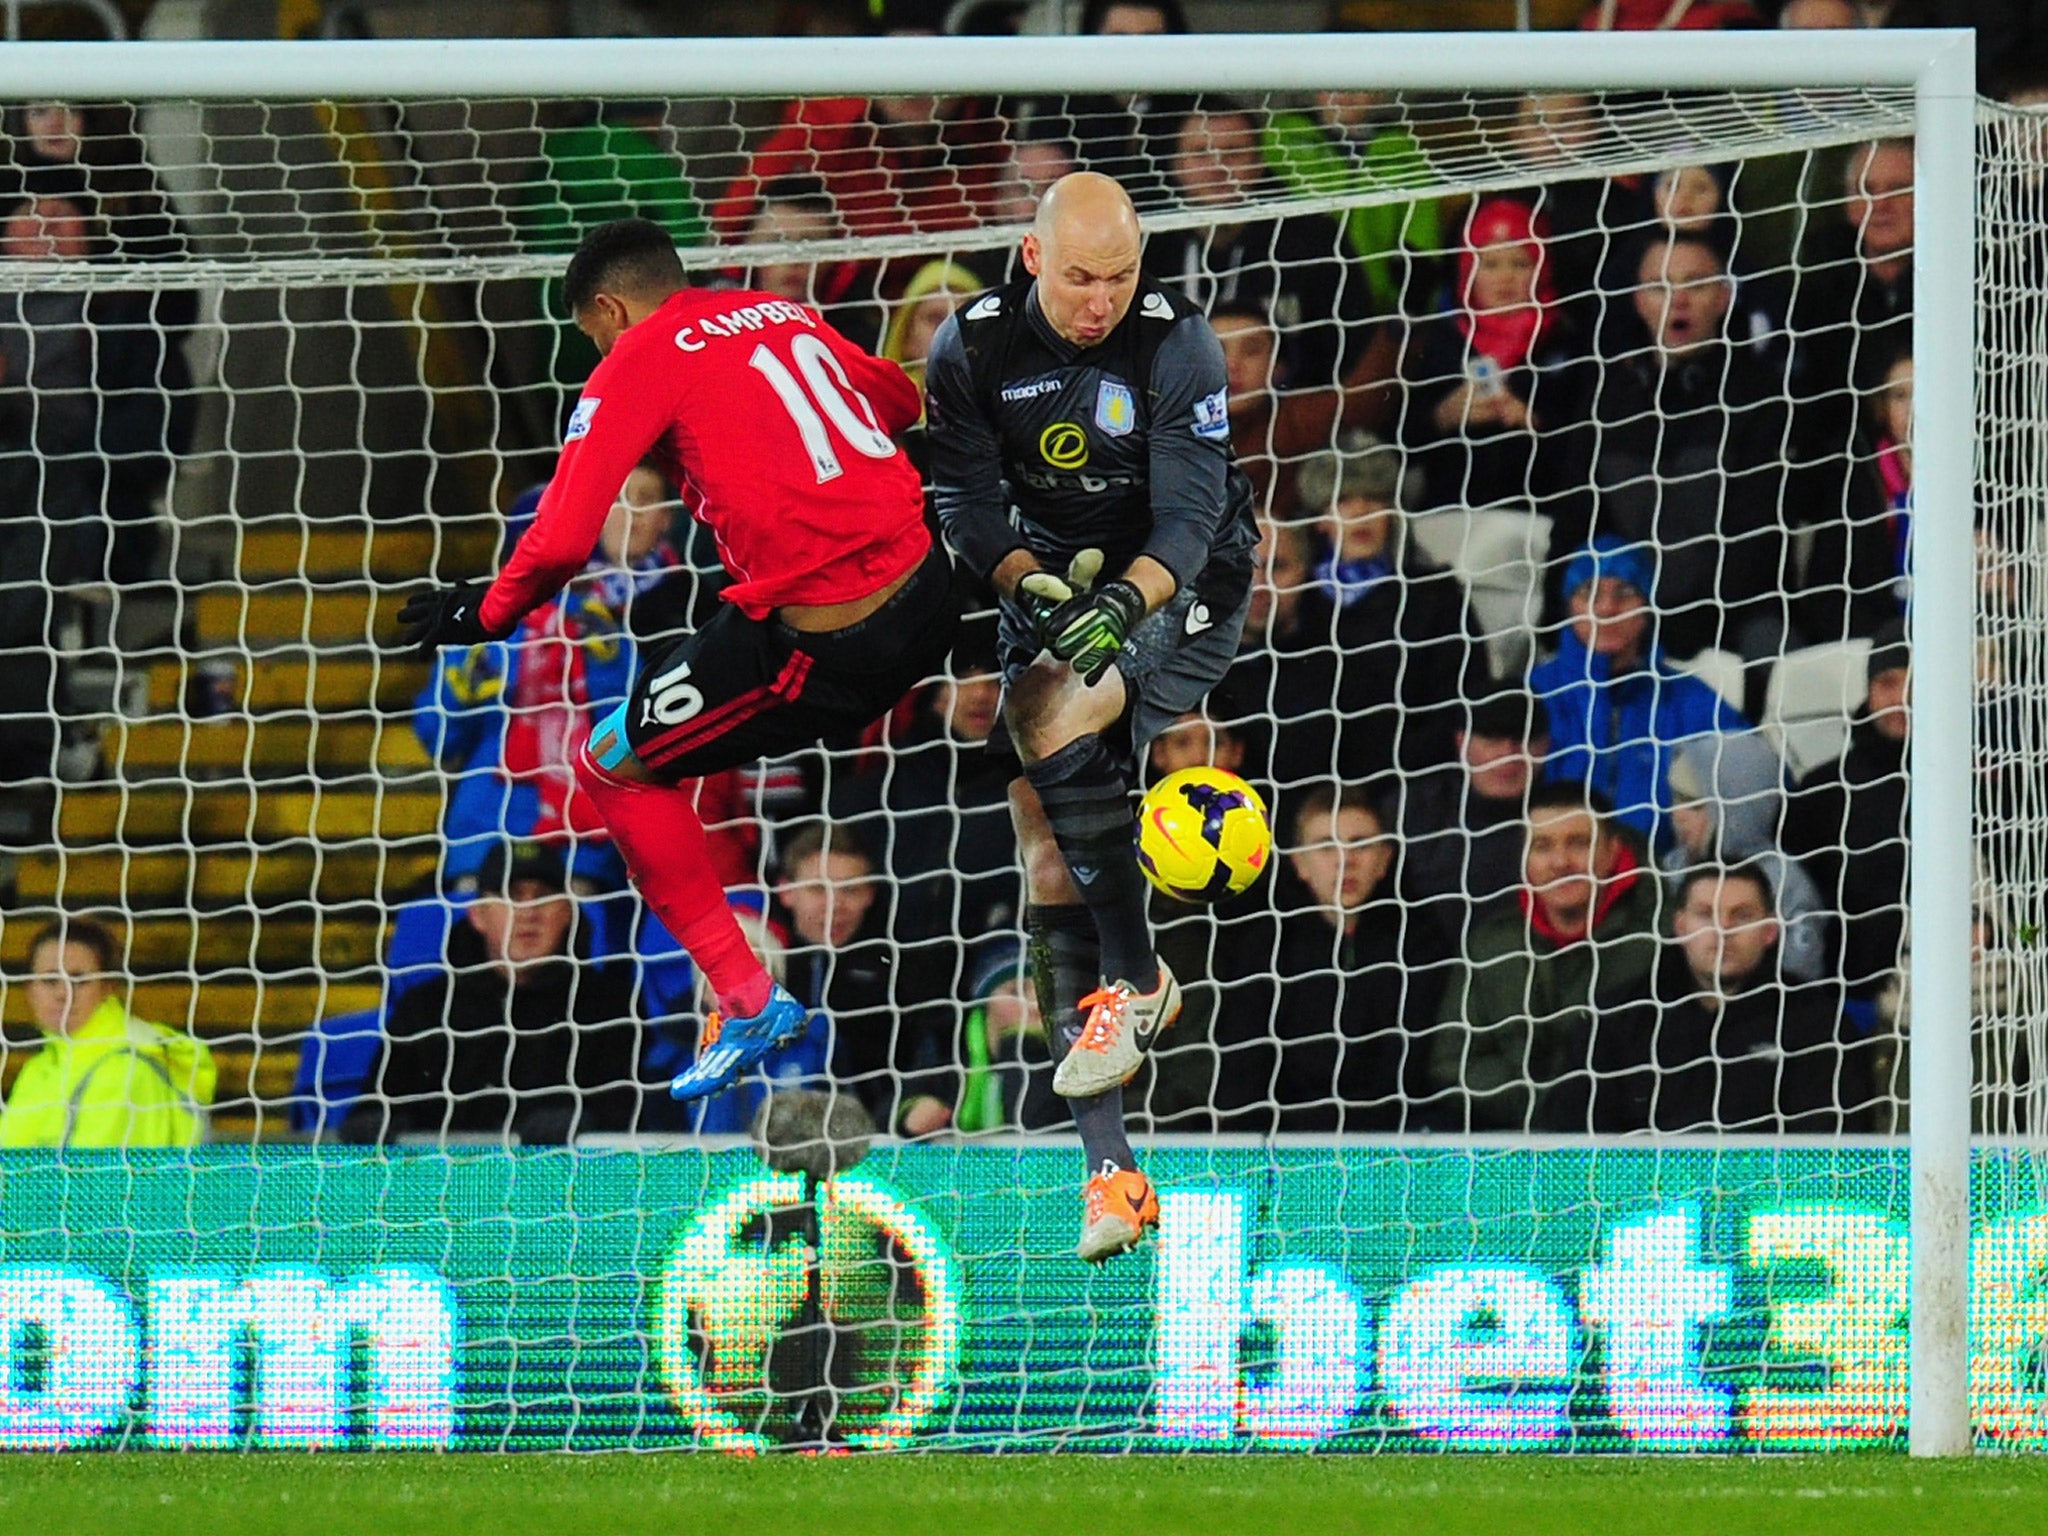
[668,983,810,1101]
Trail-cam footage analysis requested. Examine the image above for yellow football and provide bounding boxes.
[1135,767,1273,903]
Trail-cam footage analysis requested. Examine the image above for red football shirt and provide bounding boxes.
[481,288,929,632]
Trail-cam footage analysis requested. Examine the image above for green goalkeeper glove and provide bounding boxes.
[1014,548,1105,649]
[1041,578,1146,685]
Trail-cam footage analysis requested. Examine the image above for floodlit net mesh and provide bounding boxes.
[0,79,2032,1453]
[1979,103,2048,1145]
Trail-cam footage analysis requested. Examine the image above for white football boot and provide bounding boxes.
[1052,960,1182,1099]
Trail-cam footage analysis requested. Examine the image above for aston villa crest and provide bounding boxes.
[1095,379,1136,437]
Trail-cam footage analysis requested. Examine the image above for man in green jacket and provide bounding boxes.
[3,916,215,1149]
[1261,90,1447,317]
[1426,782,1662,1131]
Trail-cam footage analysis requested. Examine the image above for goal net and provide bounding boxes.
[0,32,2022,1453]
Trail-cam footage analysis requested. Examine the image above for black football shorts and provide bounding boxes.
[595,547,958,783]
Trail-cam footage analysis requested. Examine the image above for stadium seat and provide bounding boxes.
[385,895,465,1009]
[288,1008,383,1136]
[1674,647,1747,714]
[1406,506,1554,676]
[1763,639,1873,777]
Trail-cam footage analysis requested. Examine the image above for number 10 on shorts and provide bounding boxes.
[643,657,704,726]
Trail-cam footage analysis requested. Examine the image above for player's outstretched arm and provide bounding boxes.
[471,351,675,642]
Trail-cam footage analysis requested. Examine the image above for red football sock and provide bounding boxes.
[574,748,773,1020]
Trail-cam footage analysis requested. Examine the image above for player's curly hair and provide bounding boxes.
[563,217,685,314]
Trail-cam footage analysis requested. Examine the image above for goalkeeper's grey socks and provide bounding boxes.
[1028,903,1136,1172]
[1023,735,1160,991]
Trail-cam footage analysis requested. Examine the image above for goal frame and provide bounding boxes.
[0,26,1979,1456]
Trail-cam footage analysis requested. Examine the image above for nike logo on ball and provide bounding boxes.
[1184,603,1212,636]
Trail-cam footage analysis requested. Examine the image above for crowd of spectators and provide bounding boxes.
[0,100,192,790]
[8,0,2048,1148]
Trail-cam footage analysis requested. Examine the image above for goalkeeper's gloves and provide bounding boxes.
[397,581,505,657]
[1043,578,1146,685]
[1015,548,1106,650]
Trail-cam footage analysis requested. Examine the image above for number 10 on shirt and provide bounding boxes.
[748,333,899,485]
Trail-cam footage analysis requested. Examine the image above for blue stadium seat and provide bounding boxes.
[386,895,465,1008]
[288,1008,383,1136]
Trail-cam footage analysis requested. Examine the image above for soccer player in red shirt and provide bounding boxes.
[399,219,957,1099]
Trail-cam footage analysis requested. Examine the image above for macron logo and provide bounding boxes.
[1000,378,1063,402]
[965,293,1003,320]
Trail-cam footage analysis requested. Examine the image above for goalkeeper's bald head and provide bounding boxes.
[1023,172,1143,349]
[1032,171,1140,252]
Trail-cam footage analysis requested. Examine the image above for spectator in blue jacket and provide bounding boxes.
[413,470,681,891]
[1532,538,1750,849]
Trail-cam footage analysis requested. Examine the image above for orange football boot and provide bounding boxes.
[1078,1165,1160,1263]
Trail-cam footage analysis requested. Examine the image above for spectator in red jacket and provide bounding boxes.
[1580,0,1764,28]
[710,94,1009,245]
[714,174,882,350]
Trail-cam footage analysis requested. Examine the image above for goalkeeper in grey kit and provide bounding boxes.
[924,172,1256,1262]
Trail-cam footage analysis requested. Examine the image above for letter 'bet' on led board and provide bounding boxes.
[1240,1261,1366,1441]
[1154,1193,1365,1445]
[1154,1189,1246,1444]
[1379,1266,1577,1447]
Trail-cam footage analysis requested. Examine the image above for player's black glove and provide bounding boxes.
[397,581,503,656]
[1041,578,1146,685]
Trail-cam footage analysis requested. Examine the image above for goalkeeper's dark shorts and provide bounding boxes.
[595,546,957,784]
[986,576,1251,777]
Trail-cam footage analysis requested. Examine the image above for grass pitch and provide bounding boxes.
[7,1454,2048,1536]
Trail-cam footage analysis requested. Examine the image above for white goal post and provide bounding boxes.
[0,27,1979,1455]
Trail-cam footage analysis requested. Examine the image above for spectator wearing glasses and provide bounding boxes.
[1788,137,1915,469]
